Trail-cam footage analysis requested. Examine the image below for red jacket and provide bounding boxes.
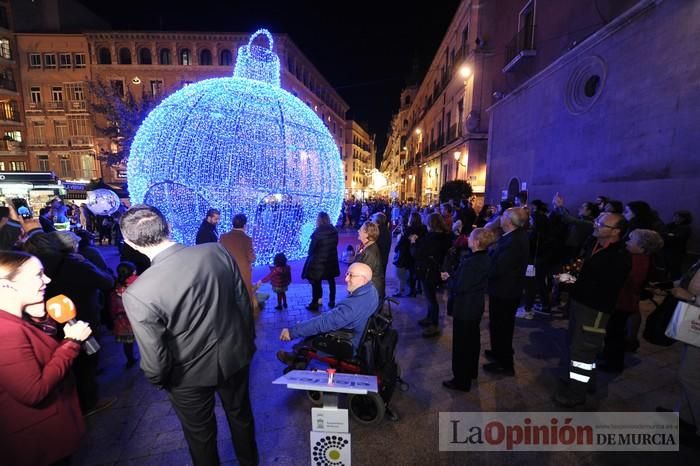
[615,253,651,313]
[0,311,85,466]
[260,265,292,289]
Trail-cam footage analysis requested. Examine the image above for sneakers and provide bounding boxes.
[274,305,283,310]
[422,325,441,337]
[516,307,535,320]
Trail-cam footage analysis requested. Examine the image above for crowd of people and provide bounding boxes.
[0,187,698,465]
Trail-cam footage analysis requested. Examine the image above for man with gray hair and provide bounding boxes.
[484,207,530,376]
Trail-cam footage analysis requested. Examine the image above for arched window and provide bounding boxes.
[199,49,212,65]
[179,49,191,65]
[138,48,152,65]
[404,95,411,105]
[159,48,171,65]
[219,49,232,66]
[118,48,132,65]
[98,47,111,64]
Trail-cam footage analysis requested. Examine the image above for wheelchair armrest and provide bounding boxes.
[327,329,354,341]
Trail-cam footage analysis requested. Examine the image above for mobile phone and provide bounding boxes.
[11,198,33,219]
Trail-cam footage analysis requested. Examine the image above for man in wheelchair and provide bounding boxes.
[278,262,379,365]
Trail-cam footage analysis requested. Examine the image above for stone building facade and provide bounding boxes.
[0,0,27,172]
[15,29,349,187]
[485,0,700,251]
[345,120,375,199]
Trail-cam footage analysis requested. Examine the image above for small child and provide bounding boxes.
[341,244,356,264]
[110,261,138,368]
[257,253,292,310]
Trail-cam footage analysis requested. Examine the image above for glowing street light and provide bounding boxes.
[459,64,472,79]
[453,151,461,161]
[415,128,422,135]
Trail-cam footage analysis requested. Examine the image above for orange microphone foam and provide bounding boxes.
[46,294,77,323]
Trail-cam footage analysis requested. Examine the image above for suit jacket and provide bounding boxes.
[122,243,256,388]
[195,220,218,245]
[220,229,256,305]
[449,250,492,320]
[0,311,84,466]
[488,228,530,299]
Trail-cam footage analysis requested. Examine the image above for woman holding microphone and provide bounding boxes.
[0,251,92,466]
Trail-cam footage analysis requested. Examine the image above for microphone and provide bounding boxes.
[46,294,101,355]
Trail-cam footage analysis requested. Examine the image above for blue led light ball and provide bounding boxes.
[128,30,344,264]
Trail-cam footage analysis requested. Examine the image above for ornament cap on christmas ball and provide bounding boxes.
[128,28,345,265]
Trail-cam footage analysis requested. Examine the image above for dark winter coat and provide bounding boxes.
[195,220,218,244]
[376,222,392,272]
[413,231,454,285]
[354,242,385,302]
[488,228,530,299]
[302,224,340,281]
[571,239,631,314]
[448,250,492,320]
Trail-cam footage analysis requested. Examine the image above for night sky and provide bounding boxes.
[78,0,462,157]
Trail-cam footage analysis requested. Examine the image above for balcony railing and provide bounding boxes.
[46,101,65,111]
[67,100,87,112]
[504,24,536,71]
[26,102,43,111]
[0,139,23,152]
[69,136,94,147]
[0,78,16,92]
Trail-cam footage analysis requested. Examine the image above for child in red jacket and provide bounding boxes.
[257,253,292,310]
[110,261,138,367]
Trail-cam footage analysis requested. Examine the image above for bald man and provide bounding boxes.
[554,212,631,408]
[278,262,378,362]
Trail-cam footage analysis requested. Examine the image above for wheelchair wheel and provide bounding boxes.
[306,390,324,406]
[348,393,385,425]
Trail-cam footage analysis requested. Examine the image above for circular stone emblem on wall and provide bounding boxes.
[565,55,607,115]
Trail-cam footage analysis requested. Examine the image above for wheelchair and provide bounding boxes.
[284,297,408,424]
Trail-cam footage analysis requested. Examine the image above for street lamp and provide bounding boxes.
[453,151,468,180]
[415,128,422,135]
[458,64,472,79]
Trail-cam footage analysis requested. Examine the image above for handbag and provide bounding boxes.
[665,301,700,347]
[643,293,678,346]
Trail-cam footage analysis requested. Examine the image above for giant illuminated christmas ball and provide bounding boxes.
[128,29,344,264]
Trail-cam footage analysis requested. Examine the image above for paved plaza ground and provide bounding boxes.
[72,232,697,465]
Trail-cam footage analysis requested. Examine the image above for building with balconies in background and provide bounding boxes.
[344,120,375,199]
[0,0,27,172]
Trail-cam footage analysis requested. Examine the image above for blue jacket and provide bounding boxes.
[291,282,379,350]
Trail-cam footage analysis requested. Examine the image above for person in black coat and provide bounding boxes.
[442,228,497,391]
[372,212,391,276]
[120,205,258,466]
[484,208,530,376]
[301,212,341,311]
[414,212,454,337]
[354,220,385,305]
[195,208,220,244]
[405,211,427,296]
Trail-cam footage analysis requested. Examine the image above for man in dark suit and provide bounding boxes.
[484,207,530,376]
[120,205,258,466]
[195,208,220,244]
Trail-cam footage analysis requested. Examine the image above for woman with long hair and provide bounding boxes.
[0,251,92,466]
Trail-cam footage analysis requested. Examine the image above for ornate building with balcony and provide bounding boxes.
[16,33,96,181]
[344,120,375,199]
[381,86,416,201]
[0,0,27,172]
[390,0,492,206]
[15,29,349,186]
